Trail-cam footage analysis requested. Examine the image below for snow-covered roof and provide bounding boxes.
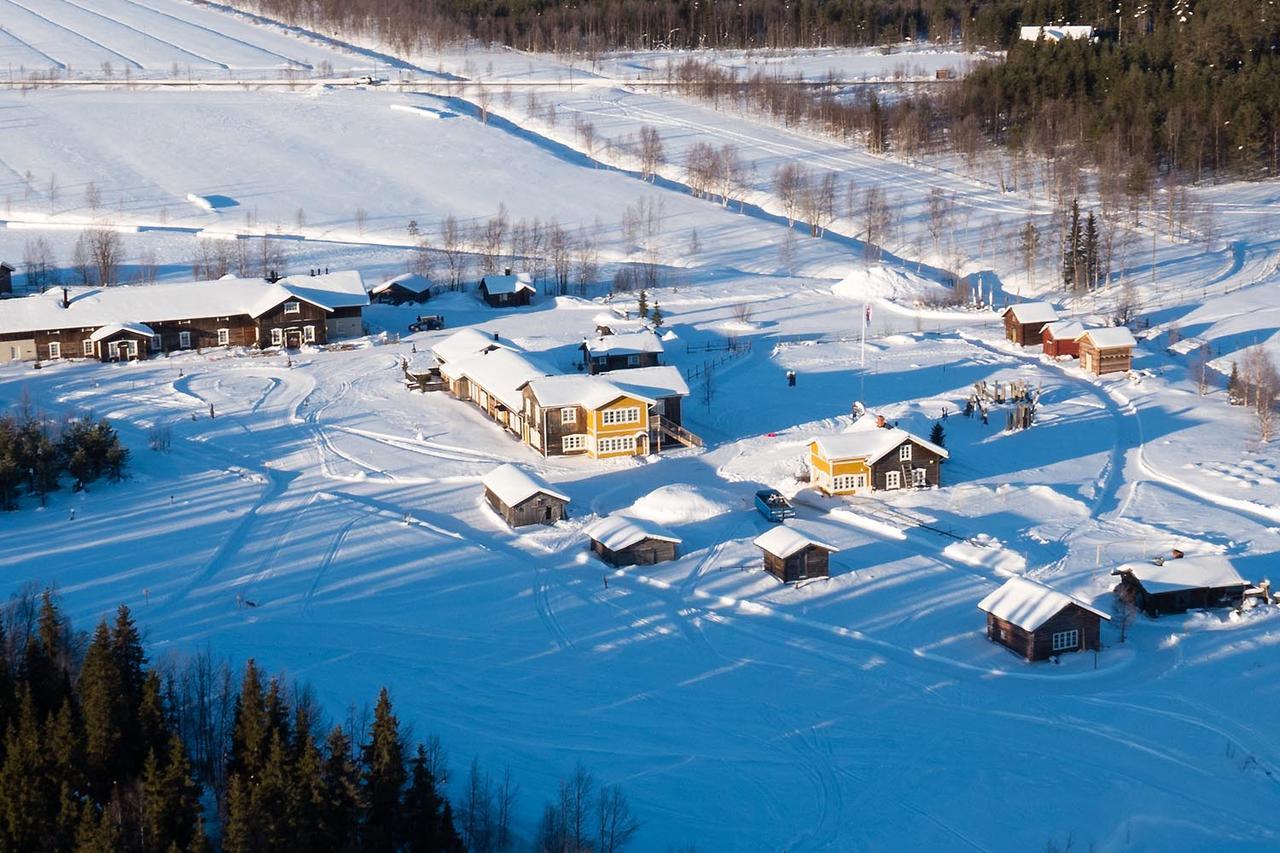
[1003,302,1059,324]
[89,322,155,342]
[404,352,439,374]
[481,272,535,295]
[583,331,664,357]
[523,375,656,410]
[584,515,681,551]
[810,419,949,464]
[372,272,432,295]
[0,273,366,336]
[753,525,839,559]
[1044,320,1085,340]
[1079,327,1137,349]
[482,463,569,507]
[441,348,548,411]
[1166,336,1207,356]
[430,328,509,363]
[600,366,690,401]
[1020,25,1094,41]
[1115,555,1247,593]
[977,576,1109,631]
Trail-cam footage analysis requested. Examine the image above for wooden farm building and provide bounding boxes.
[753,526,839,583]
[0,271,367,365]
[370,273,432,304]
[808,417,948,496]
[1042,320,1084,358]
[479,271,535,307]
[1077,327,1136,376]
[1112,554,1248,616]
[481,463,569,527]
[977,576,1109,661]
[1002,302,1060,346]
[584,515,681,566]
[402,353,445,392]
[430,328,510,365]
[0,261,13,297]
[580,331,664,374]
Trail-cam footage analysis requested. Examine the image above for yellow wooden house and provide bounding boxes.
[809,418,949,496]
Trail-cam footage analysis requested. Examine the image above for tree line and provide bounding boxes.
[0,587,643,851]
[0,400,128,511]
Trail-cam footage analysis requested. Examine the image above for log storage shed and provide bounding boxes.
[584,516,681,566]
[1112,554,1248,616]
[753,526,839,583]
[977,576,1109,661]
[1077,327,1136,376]
[481,463,569,527]
[1002,302,1060,346]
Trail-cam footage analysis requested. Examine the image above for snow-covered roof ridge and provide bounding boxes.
[430,328,510,363]
[441,348,549,411]
[89,322,156,342]
[977,575,1110,631]
[481,272,535,295]
[810,418,949,464]
[1079,326,1137,349]
[276,270,369,312]
[584,515,681,551]
[599,365,690,401]
[372,272,432,295]
[1003,302,1059,324]
[481,463,569,507]
[583,330,664,356]
[523,374,657,410]
[1114,555,1247,593]
[753,525,840,558]
[1044,320,1085,340]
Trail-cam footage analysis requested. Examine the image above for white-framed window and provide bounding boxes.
[283,301,300,315]
[596,435,637,455]
[561,434,587,452]
[149,335,161,351]
[217,328,230,346]
[1051,629,1080,652]
[832,473,866,492]
[885,470,902,490]
[178,331,192,349]
[48,341,61,359]
[912,468,927,486]
[270,328,283,346]
[303,325,316,343]
[601,406,640,426]
[626,354,640,366]
[560,407,577,424]
[82,339,94,356]
[899,444,912,462]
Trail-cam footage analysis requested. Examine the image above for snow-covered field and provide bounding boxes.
[3,2,1280,850]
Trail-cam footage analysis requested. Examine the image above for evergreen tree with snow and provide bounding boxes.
[637,290,649,320]
[929,421,946,448]
[1228,361,1244,404]
[651,302,664,328]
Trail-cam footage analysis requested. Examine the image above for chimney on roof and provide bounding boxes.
[324,267,329,274]
[61,287,69,309]
[875,414,886,429]
[504,267,512,276]
[492,331,499,342]
[1170,548,1185,560]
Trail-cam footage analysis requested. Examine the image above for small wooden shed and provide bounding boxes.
[753,526,839,583]
[371,273,432,304]
[1042,320,1084,358]
[481,463,569,527]
[479,271,535,308]
[1077,327,1136,376]
[1002,302,1059,347]
[1112,554,1248,616]
[585,516,681,566]
[978,576,1109,661]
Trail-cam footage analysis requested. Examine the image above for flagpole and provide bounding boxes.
[860,302,867,368]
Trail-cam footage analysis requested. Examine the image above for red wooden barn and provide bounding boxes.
[1042,320,1084,358]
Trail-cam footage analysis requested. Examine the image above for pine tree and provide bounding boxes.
[637,290,649,320]
[222,773,258,853]
[1228,361,1244,404]
[320,726,361,853]
[361,688,407,853]
[137,672,169,769]
[0,690,56,850]
[111,605,147,713]
[929,421,946,448]
[229,660,269,782]
[289,729,328,853]
[403,744,463,853]
[46,697,85,799]
[1083,212,1100,290]
[1062,199,1082,289]
[79,621,126,798]
[651,302,664,329]
[24,589,72,717]
[74,799,121,853]
[140,736,202,853]
[253,730,293,851]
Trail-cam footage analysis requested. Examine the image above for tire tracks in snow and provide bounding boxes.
[0,0,144,69]
[44,0,229,68]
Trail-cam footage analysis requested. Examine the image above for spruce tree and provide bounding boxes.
[140,736,202,853]
[637,290,649,320]
[320,726,362,853]
[222,773,258,853]
[1084,212,1100,290]
[80,621,127,798]
[289,729,328,853]
[137,672,170,769]
[403,744,463,853]
[253,730,293,851]
[25,590,72,717]
[229,659,269,782]
[1228,361,1244,404]
[1062,199,1082,289]
[651,302,664,329]
[111,605,147,714]
[929,421,946,448]
[0,690,56,850]
[361,689,407,853]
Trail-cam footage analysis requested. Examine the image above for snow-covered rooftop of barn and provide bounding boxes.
[276,271,368,310]
[601,366,690,401]
[430,328,510,363]
[583,331,664,356]
[481,463,568,507]
[482,272,535,295]
[523,375,655,410]
[372,272,432,294]
[810,418,948,463]
[1080,327,1137,349]
[1004,302,1059,324]
[441,348,548,410]
[89,322,156,342]
[977,576,1109,631]
[585,515,681,551]
[404,352,439,374]
[1116,555,1247,593]
[1044,320,1085,340]
[753,525,839,559]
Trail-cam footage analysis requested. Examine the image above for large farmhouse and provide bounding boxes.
[978,576,1109,661]
[1112,554,1248,616]
[1002,302,1059,347]
[808,417,948,496]
[0,271,367,364]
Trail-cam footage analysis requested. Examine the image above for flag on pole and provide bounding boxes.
[865,304,872,325]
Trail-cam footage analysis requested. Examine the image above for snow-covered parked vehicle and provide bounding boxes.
[754,489,795,522]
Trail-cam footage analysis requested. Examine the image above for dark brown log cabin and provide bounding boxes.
[585,516,681,567]
[978,576,1108,662]
[868,437,947,491]
[0,261,13,296]
[485,487,568,527]
[1112,556,1248,617]
[1002,303,1059,347]
[590,535,678,567]
[754,527,839,584]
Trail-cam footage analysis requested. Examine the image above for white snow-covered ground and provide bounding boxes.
[3,2,1280,850]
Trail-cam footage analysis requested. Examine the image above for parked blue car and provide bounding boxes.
[754,489,795,522]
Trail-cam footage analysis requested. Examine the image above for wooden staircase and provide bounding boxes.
[653,415,702,450]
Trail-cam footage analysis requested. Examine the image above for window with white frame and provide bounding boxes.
[832,474,866,492]
[899,444,912,462]
[48,341,61,359]
[303,325,316,343]
[560,407,577,424]
[885,470,902,490]
[284,301,301,315]
[596,435,636,455]
[626,354,640,366]
[561,434,587,452]
[270,328,283,346]
[217,328,230,346]
[912,468,927,486]
[178,331,192,349]
[1051,629,1079,652]
[82,339,94,356]
[149,335,161,351]
[601,406,640,426]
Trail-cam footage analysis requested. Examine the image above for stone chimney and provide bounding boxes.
[504,267,513,276]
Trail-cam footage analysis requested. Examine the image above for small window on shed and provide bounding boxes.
[303,325,316,343]
[899,444,912,461]
[217,328,230,346]
[284,301,301,315]
[82,339,93,356]
[1051,629,1079,652]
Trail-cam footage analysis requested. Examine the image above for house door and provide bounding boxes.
[285,330,302,348]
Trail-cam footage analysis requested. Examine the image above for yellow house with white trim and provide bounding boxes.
[521,375,658,459]
[809,419,949,496]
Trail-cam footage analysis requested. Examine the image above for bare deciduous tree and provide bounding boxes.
[75,227,124,286]
[440,214,467,289]
[21,236,56,292]
[638,125,664,182]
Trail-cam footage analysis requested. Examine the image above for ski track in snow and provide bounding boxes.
[0,0,145,69]
[43,0,230,69]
